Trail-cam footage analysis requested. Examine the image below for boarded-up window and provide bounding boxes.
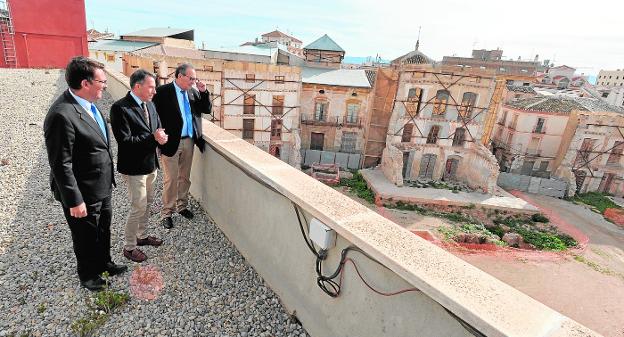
[406,88,422,115]
[402,123,414,142]
[433,90,449,115]
[244,94,255,114]
[527,137,540,155]
[272,95,284,115]
[340,132,357,153]
[452,128,465,146]
[458,92,477,120]
[534,118,545,133]
[314,102,328,121]
[245,74,255,83]
[607,141,624,165]
[346,103,359,123]
[271,119,282,140]
[427,125,440,144]
[575,138,595,166]
[310,132,324,150]
[242,119,254,140]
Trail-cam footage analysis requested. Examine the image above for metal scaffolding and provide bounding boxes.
[0,0,17,68]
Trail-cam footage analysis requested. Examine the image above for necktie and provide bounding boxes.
[141,102,150,126]
[182,90,193,137]
[90,104,107,141]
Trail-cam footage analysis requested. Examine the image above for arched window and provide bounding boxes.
[433,90,449,115]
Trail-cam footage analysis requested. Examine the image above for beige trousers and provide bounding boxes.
[161,138,194,218]
[123,170,156,250]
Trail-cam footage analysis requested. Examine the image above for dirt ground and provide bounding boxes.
[336,186,624,337]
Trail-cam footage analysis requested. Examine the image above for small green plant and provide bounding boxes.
[37,303,46,314]
[339,172,375,204]
[531,213,549,223]
[572,192,621,214]
[71,272,129,337]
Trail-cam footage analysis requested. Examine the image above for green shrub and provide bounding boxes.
[573,192,621,214]
[339,172,375,204]
[531,213,550,223]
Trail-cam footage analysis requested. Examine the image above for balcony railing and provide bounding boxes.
[301,114,362,128]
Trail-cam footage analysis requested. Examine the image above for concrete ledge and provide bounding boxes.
[103,66,130,100]
[192,119,600,337]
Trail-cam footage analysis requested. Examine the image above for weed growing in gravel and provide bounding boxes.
[37,303,46,314]
[71,272,129,337]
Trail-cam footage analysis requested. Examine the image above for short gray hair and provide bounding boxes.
[130,69,156,88]
[175,63,194,78]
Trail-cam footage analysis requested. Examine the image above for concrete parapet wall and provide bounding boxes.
[190,119,600,337]
[103,67,130,101]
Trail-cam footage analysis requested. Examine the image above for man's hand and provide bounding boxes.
[154,128,168,145]
[70,202,87,218]
[196,80,207,93]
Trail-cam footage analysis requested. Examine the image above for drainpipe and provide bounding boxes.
[22,33,29,68]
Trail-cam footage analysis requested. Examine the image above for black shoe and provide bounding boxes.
[81,276,106,291]
[178,209,194,219]
[162,217,174,229]
[105,262,128,276]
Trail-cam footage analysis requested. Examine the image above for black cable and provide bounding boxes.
[293,202,319,259]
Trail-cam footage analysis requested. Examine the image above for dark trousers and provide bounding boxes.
[62,196,112,282]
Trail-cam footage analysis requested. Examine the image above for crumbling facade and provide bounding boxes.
[123,53,303,167]
[491,96,574,177]
[555,104,624,196]
[298,35,375,169]
[381,49,500,193]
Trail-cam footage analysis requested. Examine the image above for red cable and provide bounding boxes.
[338,258,420,296]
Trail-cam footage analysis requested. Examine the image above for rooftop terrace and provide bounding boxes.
[0,68,604,337]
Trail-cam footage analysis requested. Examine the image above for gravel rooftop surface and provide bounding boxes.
[0,69,309,337]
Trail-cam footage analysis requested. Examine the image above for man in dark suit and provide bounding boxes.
[152,63,211,229]
[44,57,127,291]
[110,69,167,263]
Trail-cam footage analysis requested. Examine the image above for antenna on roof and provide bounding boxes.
[415,26,421,51]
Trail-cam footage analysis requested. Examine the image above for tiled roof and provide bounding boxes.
[132,44,206,59]
[261,30,302,43]
[365,69,377,87]
[304,34,344,52]
[392,49,433,65]
[302,67,370,88]
[507,85,536,93]
[88,39,157,52]
[87,29,114,41]
[122,27,192,38]
[506,95,624,113]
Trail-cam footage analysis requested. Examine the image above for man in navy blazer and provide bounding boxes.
[44,57,127,291]
[110,69,167,263]
[152,63,211,229]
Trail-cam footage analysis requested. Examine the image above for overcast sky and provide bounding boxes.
[85,0,624,75]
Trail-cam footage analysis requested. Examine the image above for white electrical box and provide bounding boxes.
[309,218,336,250]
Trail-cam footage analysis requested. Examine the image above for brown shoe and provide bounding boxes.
[137,235,163,247]
[123,248,147,263]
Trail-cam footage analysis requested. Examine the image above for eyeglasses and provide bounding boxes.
[185,75,198,81]
[91,79,107,85]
